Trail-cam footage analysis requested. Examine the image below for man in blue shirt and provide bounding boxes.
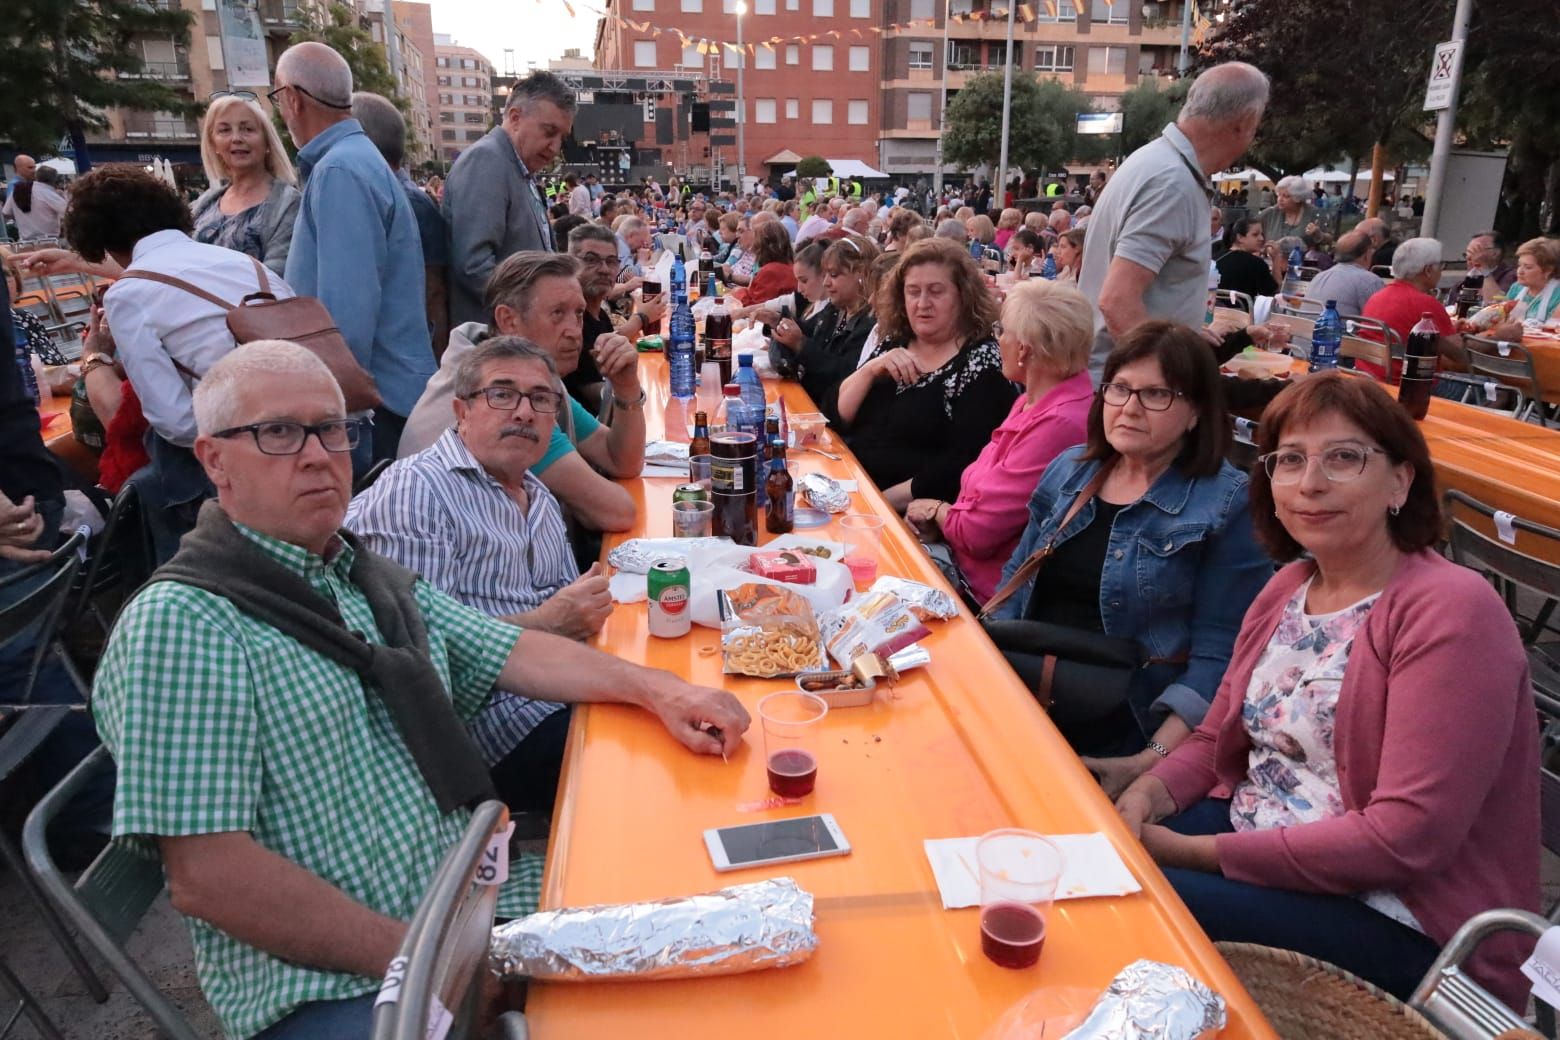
[274,42,435,468]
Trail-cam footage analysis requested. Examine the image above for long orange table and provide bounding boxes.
[1519,333,1560,406]
[37,393,100,483]
[528,356,1276,1039]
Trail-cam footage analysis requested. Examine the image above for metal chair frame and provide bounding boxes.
[1462,335,1550,426]
[1215,288,1255,313]
[1409,909,1547,1039]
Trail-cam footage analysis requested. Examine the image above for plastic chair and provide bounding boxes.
[353,458,393,496]
[371,801,519,1040]
[1215,288,1255,313]
[1339,334,1392,375]
[1463,335,1549,426]
[1278,296,1324,317]
[1226,417,1261,474]
[1267,312,1316,352]
[1409,909,1547,1039]
[22,746,206,1040]
[1442,489,1560,647]
[0,957,64,1040]
[68,481,155,640]
[0,531,88,709]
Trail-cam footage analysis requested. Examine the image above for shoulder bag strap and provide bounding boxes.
[978,463,1113,622]
[114,269,235,312]
[247,254,272,296]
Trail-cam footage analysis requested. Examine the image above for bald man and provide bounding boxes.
[275,42,434,468]
[4,154,34,221]
[1303,230,1384,317]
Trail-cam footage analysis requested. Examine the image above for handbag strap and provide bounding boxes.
[978,463,1113,621]
[116,269,235,311]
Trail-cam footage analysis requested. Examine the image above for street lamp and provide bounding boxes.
[735,0,747,192]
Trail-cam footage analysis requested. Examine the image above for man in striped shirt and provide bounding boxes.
[347,336,609,811]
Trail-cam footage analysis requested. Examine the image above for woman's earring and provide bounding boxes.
[1389,504,1402,517]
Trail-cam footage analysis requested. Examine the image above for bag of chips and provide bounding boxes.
[819,590,931,670]
[717,584,826,678]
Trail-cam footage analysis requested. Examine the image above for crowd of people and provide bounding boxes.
[0,44,1553,1039]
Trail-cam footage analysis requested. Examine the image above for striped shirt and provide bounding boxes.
[345,428,574,764]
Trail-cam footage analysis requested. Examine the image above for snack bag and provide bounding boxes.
[717,583,826,677]
[820,590,931,669]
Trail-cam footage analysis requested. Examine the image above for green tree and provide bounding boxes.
[1118,76,1188,155]
[0,0,199,157]
[795,155,831,179]
[942,72,1097,176]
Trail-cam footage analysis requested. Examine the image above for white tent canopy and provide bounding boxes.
[1303,167,1395,183]
[824,158,889,180]
[38,156,77,177]
[1212,168,1268,184]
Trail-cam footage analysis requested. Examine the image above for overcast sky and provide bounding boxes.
[430,0,601,75]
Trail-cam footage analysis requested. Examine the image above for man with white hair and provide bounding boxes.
[274,42,434,468]
[1079,61,1270,378]
[1048,209,1071,235]
[840,207,872,236]
[1259,174,1326,251]
[1357,216,1399,271]
[935,218,969,243]
[615,215,651,277]
[92,340,748,1039]
[444,69,578,325]
[1358,236,1464,379]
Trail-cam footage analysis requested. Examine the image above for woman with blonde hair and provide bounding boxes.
[994,207,1023,251]
[190,90,301,274]
[966,213,996,247]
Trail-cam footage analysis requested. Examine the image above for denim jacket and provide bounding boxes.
[992,445,1272,731]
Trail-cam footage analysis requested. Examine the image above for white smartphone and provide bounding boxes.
[703,814,852,872]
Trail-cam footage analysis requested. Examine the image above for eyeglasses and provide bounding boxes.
[1099,382,1184,411]
[213,418,362,455]
[210,90,258,101]
[265,83,352,110]
[574,252,618,268]
[1260,446,1386,485]
[463,386,563,413]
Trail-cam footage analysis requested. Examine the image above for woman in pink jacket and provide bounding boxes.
[905,279,1094,603]
[1115,372,1539,1008]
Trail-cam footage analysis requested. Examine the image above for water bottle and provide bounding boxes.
[1309,299,1342,372]
[15,348,39,406]
[670,253,687,307]
[668,293,697,398]
[1283,244,1305,296]
[969,239,983,262]
[1205,259,1220,326]
[734,354,768,506]
[1042,253,1057,280]
[705,271,718,301]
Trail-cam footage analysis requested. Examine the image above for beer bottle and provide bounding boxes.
[765,441,794,534]
[690,410,712,460]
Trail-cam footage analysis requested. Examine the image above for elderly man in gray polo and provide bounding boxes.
[1078,62,1270,379]
[444,69,577,325]
[1305,230,1384,318]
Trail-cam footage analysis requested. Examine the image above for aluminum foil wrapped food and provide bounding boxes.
[607,536,731,574]
[798,473,850,514]
[1061,960,1226,1040]
[490,877,817,981]
[868,576,960,621]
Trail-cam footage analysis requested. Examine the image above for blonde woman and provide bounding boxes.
[190,90,301,274]
[994,207,1023,251]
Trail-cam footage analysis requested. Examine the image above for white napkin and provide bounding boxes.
[923,833,1140,910]
[642,463,690,479]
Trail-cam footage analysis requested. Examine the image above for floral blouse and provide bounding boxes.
[1229,579,1422,932]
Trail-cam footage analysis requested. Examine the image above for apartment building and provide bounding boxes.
[364,0,434,164]
[433,36,496,163]
[394,1,442,157]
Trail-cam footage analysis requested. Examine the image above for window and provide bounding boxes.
[757,0,775,10]
[633,0,654,8]
[206,34,224,71]
[439,111,454,122]
[812,45,833,70]
[908,41,934,69]
[849,0,869,15]
[849,45,870,71]
[910,0,933,17]
[1036,0,1075,18]
[634,40,658,66]
[463,94,484,106]
[1089,0,1127,22]
[988,40,1019,67]
[756,45,776,69]
[438,92,453,104]
[437,56,449,67]
[785,97,799,118]
[787,0,798,9]
[461,58,475,68]
[438,75,451,86]
[464,112,484,124]
[813,0,833,12]
[907,92,932,121]
[1086,44,1126,75]
[466,129,484,141]
[755,98,777,123]
[1033,44,1075,71]
[812,99,833,123]
[847,99,868,124]
[682,43,702,67]
[442,129,457,141]
[680,0,702,10]
[785,44,800,64]
[947,41,979,68]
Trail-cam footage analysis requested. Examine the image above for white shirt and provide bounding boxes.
[2,181,66,240]
[568,184,592,217]
[104,229,294,447]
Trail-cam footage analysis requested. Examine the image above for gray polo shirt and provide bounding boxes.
[1303,262,1384,318]
[1078,122,1213,379]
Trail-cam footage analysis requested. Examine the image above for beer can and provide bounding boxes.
[673,483,709,505]
[636,335,665,352]
[647,559,692,638]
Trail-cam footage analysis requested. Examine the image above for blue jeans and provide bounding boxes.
[1161,799,1440,1000]
[253,994,376,1039]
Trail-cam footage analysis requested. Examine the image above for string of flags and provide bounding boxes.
[536,0,1119,58]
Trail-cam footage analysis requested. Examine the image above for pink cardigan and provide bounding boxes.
[941,371,1092,601]
[1151,550,1539,1010]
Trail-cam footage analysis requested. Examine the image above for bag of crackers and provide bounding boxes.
[716,583,826,678]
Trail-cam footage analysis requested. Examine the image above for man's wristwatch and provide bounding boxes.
[81,354,118,377]
[612,388,647,412]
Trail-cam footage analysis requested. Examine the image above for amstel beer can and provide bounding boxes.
[647,559,692,638]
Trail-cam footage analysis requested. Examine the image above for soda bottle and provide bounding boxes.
[1398,312,1440,421]
[705,297,734,386]
[1309,299,1342,372]
[668,292,697,399]
[765,441,795,534]
[690,410,712,460]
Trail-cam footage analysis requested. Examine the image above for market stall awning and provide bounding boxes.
[824,158,889,179]
[763,149,803,165]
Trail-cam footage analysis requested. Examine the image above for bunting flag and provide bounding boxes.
[1017,3,1035,21]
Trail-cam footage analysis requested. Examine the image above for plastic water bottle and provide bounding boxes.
[670,253,687,306]
[1205,259,1220,326]
[668,293,697,398]
[1283,244,1305,296]
[969,239,984,262]
[1310,299,1343,372]
[734,354,769,506]
[1041,253,1057,280]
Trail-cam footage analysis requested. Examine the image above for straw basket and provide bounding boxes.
[1216,942,1444,1040]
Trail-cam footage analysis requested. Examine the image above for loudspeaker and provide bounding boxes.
[692,103,710,132]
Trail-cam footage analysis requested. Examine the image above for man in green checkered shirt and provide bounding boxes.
[92,340,749,1039]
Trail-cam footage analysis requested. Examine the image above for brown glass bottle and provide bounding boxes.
[690,410,711,459]
[765,441,794,534]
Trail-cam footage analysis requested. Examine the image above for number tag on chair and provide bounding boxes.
[1494,510,1519,545]
[375,956,453,1040]
[1498,340,1514,357]
[424,997,453,1040]
[1233,417,1255,441]
[1522,927,1560,1008]
[1485,380,1500,403]
[476,821,516,887]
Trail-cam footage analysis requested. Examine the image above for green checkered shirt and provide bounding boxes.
[93,524,542,1039]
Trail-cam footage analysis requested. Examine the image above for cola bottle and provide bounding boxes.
[1398,312,1440,421]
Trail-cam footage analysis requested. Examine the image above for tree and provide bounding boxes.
[1118,76,1188,155]
[942,72,1097,177]
[0,0,199,159]
[795,155,831,178]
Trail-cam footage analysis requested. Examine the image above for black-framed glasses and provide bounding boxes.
[463,386,563,414]
[213,418,362,455]
[210,89,258,102]
[574,251,618,268]
[1099,382,1184,411]
[265,83,352,110]
[1260,446,1386,485]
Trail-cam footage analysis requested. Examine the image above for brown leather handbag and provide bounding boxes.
[115,256,383,412]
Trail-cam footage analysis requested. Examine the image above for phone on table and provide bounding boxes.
[703,813,851,872]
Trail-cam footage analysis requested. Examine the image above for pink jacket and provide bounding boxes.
[942,372,1092,602]
[1151,550,1539,1010]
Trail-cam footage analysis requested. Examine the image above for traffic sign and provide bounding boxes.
[1424,40,1462,112]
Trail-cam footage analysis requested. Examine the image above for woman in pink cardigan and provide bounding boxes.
[904,279,1093,602]
[1115,372,1538,1009]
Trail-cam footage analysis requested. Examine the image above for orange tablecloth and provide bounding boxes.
[527,356,1276,1039]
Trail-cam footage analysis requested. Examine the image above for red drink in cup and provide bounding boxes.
[980,901,1046,969]
[765,749,818,798]
[758,692,827,799]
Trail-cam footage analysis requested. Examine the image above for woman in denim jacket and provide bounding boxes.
[992,321,1272,795]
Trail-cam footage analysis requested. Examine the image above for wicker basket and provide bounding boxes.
[1216,942,1445,1040]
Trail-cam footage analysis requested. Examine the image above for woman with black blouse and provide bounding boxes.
[825,237,1016,511]
[769,235,880,404]
[1216,217,1286,299]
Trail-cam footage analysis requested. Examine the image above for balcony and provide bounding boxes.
[122,115,200,140]
[258,0,307,30]
[121,56,192,82]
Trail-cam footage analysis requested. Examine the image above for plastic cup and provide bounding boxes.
[839,513,886,588]
[758,691,828,798]
[689,454,714,492]
[975,829,1064,970]
[672,499,714,538]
